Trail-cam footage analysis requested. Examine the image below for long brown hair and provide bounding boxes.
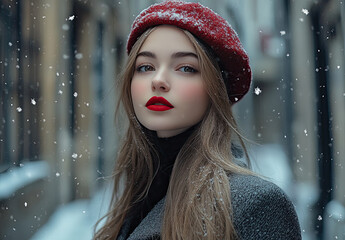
[94,27,253,240]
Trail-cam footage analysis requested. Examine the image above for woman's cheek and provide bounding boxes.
[179,83,208,104]
[131,80,146,103]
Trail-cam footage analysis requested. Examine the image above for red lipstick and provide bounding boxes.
[145,96,174,111]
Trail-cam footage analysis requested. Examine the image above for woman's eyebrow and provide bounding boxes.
[137,51,156,59]
[171,52,198,59]
[136,51,198,59]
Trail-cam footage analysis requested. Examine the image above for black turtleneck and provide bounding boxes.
[126,126,196,236]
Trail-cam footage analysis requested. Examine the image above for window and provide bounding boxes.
[0,1,40,172]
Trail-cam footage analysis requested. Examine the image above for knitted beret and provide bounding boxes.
[127,1,252,103]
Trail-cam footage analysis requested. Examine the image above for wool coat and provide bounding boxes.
[117,174,302,240]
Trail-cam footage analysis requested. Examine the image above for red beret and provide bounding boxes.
[127,1,252,103]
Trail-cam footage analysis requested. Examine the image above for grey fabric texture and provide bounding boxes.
[120,174,301,240]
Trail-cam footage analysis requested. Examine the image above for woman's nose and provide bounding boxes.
[151,69,170,92]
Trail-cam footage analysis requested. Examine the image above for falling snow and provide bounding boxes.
[68,15,75,21]
[31,98,36,105]
[75,53,83,59]
[254,87,262,95]
[73,92,78,98]
[302,9,309,15]
[16,107,22,112]
[280,30,286,36]
[72,153,78,159]
[62,24,69,31]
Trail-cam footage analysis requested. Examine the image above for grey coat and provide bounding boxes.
[118,174,302,240]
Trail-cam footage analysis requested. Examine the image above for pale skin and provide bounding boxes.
[131,25,210,138]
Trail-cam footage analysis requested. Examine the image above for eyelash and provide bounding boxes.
[136,65,155,72]
[136,65,198,73]
[178,66,198,73]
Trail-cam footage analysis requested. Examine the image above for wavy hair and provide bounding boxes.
[94,27,253,240]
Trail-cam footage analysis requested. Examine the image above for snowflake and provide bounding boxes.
[68,15,75,21]
[62,24,69,31]
[72,153,78,159]
[31,98,36,105]
[75,53,83,59]
[302,9,309,15]
[16,107,22,112]
[73,92,78,97]
[280,30,286,36]
[254,87,262,95]
[317,215,322,221]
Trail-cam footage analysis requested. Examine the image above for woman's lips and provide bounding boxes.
[145,96,174,111]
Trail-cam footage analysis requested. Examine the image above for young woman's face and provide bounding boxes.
[131,25,210,138]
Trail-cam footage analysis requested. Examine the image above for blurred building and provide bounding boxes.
[0,0,344,239]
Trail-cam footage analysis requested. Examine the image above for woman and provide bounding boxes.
[94,1,301,239]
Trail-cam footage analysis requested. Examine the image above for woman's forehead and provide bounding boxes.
[138,25,197,54]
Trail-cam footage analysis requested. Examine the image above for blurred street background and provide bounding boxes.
[1,0,345,239]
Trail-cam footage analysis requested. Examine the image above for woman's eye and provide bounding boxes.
[137,65,154,72]
[179,66,198,73]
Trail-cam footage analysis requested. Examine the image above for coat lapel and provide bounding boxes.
[126,197,165,240]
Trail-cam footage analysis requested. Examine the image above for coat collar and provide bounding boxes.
[122,197,165,240]
[121,172,247,240]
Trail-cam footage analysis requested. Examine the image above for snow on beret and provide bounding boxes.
[127,0,252,103]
